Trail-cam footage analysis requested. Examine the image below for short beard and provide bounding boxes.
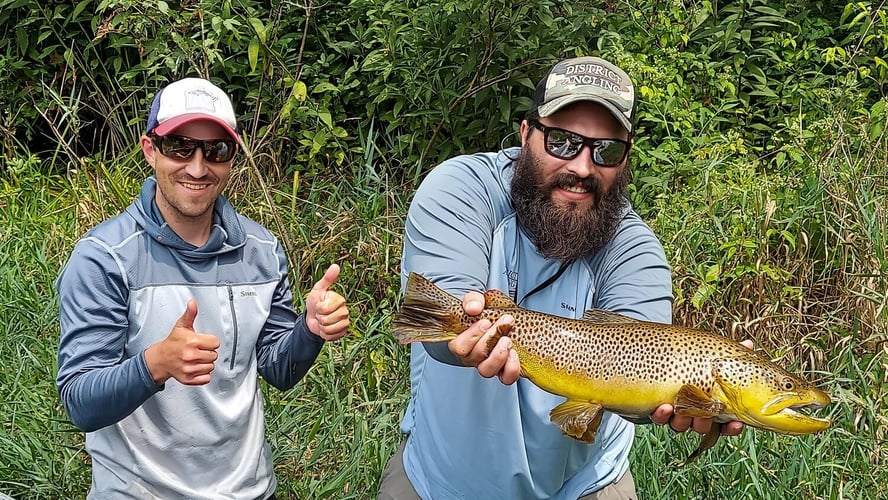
[510,148,629,262]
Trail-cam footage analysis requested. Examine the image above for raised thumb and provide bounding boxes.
[177,299,198,330]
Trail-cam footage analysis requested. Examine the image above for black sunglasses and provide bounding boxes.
[527,120,630,166]
[150,134,238,163]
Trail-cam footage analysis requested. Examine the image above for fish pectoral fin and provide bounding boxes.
[683,422,722,465]
[673,385,725,418]
[549,400,604,444]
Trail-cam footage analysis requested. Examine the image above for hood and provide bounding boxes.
[125,176,248,260]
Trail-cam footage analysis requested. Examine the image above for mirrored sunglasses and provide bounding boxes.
[528,120,630,166]
[151,134,237,163]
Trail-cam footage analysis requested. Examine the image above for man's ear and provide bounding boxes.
[519,120,530,147]
[140,135,157,168]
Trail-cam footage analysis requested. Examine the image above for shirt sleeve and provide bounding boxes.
[401,154,504,365]
[56,238,161,432]
[255,241,325,390]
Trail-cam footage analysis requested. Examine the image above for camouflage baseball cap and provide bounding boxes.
[529,56,636,133]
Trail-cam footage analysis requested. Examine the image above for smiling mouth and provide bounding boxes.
[560,185,590,194]
[181,182,211,191]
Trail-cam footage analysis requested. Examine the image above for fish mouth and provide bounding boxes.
[779,401,830,423]
[761,388,831,416]
[758,394,831,434]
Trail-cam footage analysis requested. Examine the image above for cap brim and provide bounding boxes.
[538,95,633,133]
[152,113,240,143]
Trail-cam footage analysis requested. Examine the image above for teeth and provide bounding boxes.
[784,403,828,418]
[790,402,825,413]
[563,186,588,193]
[182,182,209,190]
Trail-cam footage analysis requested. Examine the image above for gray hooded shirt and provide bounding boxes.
[56,177,323,499]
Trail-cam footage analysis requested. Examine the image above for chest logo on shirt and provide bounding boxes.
[503,269,518,299]
[240,290,258,298]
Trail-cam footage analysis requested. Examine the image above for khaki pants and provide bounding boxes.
[377,441,637,500]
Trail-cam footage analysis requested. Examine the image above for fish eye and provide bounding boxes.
[781,377,795,391]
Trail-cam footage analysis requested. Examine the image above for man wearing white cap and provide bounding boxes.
[56,77,351,499]
[378,57,746,499]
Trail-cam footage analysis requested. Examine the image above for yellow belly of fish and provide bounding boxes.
[518,348,685,416]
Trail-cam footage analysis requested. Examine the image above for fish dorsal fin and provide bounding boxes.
[484,289,518,309]
[581,309,640,323]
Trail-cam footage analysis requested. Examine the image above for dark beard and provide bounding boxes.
[510,147,629,262]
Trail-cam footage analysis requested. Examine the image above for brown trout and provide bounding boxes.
[392,272,832,463]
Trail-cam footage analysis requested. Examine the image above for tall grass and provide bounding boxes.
[1,98,886,500]
[631,109,888,499]
[0,163,90,497]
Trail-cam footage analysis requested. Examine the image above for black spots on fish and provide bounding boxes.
[712,353,807,396]
[505,316,768,393]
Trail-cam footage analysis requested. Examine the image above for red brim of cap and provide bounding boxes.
[152,113,240,143]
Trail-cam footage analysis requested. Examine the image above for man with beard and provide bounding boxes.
[378,57,745,499]
[56,77,350,499]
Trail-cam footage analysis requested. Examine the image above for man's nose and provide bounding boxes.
[564,145,596,178]
[183,148,209,177]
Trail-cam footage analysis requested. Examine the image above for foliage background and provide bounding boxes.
[1,0,886,498]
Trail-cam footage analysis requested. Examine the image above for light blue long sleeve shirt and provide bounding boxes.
[399,148,673,499]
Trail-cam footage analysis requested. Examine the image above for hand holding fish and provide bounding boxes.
[651,339,754,438]
[305,264,350,341]
[448,291,520,384]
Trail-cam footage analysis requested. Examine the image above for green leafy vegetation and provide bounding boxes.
[1,0,886,498]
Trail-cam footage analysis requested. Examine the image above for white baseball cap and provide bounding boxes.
[145,77,239,142]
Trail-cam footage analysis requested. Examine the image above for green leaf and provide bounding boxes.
[691,282,715,309]
[318,111,333,129]
[704,264,721,283]
[72,0,91,19]
[15,27,27,55]
[745,62,767,83]
[313,82,339,93]
[293,80,307,102]
[248,17,266,44]
[248,37,260,73]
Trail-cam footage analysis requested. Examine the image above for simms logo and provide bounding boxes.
[240,290,258,298]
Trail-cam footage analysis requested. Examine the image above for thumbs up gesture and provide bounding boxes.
[144,299,221,386]
[305,264,350,341]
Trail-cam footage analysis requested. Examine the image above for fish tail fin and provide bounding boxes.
[392,273,464,344]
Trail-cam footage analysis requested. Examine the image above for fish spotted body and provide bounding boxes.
[393,272,831,463]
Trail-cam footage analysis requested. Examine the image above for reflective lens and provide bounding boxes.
[151,134,237,163]
[529,121,629,166]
